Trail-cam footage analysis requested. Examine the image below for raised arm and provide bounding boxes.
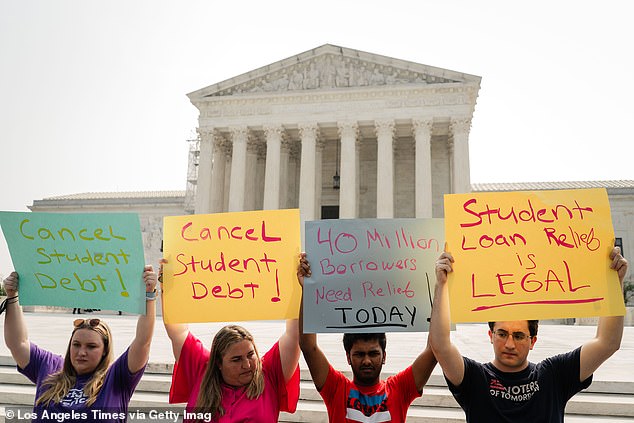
[579,246,628,381]
[429,252,465,386]
[158,259,189,361]
[411,334,437,392]
[2,272,30,368]
[276,254,306,382]
[297,253,331,390]
[279,317,301,383]
[128,265,158,373]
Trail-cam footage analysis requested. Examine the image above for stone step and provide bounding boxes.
[0,403,632,423]
[298,380,634,417]
[0,383,176,408]
[279,401,634,423]
[4,363,634,397]
[281,400,465,423]
[0,356,174,375]
[0,366,173,393]
[4,356,634,394]
[2,360,633,421]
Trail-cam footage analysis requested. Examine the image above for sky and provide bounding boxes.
[1,0,633,275]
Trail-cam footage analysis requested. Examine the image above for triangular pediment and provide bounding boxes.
[189,44,480,99]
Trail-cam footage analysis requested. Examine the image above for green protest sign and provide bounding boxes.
[0,212,146,314]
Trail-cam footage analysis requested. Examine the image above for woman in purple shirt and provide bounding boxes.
[2,267,157,423]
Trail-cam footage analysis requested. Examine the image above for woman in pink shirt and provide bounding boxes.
[161,262,301,423]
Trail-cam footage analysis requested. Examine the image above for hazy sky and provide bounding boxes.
[1,0,633,274]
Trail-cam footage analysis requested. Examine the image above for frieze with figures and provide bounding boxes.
[208,54,461,97]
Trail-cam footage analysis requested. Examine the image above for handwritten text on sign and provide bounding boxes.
[444,188,625,323]
[304,219,444,333]
[162,209,301,324]
[0,212,146,314]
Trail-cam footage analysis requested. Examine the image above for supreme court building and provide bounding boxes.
[188,44,480,225]
[28,45,634,304]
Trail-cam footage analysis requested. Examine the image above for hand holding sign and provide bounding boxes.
[610,247,628,284]
[296,252,312,286]
[2,271,18,298]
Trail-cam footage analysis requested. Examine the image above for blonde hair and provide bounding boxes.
[195,325,264,418]
[36,319,114,407]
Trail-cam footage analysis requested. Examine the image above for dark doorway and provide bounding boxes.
[321,206,339,219]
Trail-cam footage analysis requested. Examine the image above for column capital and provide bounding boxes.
[299,123,319,139]
[412,118,434,137]
[338,121,359,139]
[197,127,216,142]
[212,133,225,148]
[450,117,472,135]
[374,120,395,138]
[263,125,285,140]
[229,126,249,141]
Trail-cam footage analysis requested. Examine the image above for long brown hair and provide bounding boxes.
[36,319,114,407]
[195,325,264,418]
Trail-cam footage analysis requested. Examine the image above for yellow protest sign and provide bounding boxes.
[162,209,301,323]
[444,188,624,323]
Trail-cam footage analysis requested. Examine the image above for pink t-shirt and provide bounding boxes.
[169,332,299,423]
[319,364,421,423]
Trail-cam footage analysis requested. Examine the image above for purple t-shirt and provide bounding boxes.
[18,342,145,423]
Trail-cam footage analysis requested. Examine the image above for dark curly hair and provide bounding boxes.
[343,333,387,354]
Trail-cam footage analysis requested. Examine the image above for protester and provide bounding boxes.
[297,253,437,423]
[430,246,628,422]
[161,259,301,422]
[2,267,157,423]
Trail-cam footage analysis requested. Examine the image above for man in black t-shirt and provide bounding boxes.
[430,247,628,422]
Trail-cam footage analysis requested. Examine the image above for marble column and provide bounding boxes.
[210,134,227,213]
[279,139,291,209]
[288,142,301,208]
[299,124,318,225]
[413,119,434,217]
[375,120,395,218]
[194,129,213,214]
[263,126,283,210]
[244,136,259,211]
[315,138,325,218]
[339,121,359,218]
[255,142,266,210]
[228,127,248,212]
[450,118,472,194]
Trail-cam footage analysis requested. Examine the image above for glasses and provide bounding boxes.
[73,318,101,328]
[493,329,532,342]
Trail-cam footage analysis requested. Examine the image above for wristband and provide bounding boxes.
[0,296,18,315]
[145,289,157,301]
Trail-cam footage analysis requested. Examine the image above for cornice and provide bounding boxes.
[196,84,479,119]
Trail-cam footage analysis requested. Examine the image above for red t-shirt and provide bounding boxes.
[169,332,300,422]
[319,364,421,423]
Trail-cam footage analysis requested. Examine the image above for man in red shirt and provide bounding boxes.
[297,254,437,423]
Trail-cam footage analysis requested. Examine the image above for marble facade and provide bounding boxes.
[186,44,481,228]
